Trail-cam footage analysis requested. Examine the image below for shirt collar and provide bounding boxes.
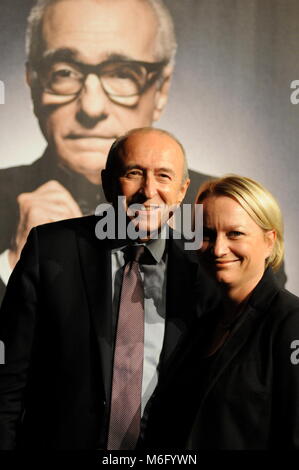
[143,235,166,264]
[110,226,167,264]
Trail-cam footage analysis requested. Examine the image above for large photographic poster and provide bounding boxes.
[0,0,298,301]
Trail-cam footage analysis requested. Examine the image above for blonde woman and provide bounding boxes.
[142,175,299,450]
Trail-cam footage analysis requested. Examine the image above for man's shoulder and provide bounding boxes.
[25,215,100,261]
[0,156,50,193]
[0,157,45,177]
[185,169,214,205]
[35,215,97,238]
[188,168,212,183]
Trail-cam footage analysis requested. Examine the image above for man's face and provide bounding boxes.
[28,0,172,184]
[105,131,190,239]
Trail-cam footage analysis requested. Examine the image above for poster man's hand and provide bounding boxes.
[8,180,82,269]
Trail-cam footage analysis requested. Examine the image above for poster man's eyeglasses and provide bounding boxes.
[33,58,167,106]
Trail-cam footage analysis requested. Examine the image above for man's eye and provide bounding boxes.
[47,63,80,81]
[126,170,143,178]
[113,68,140,81]
[110,65,144,82]
[52,69,78,80]
[157,173,171,180]
[54,69,72,78]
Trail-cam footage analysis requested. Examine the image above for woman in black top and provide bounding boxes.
[142,175,299,450]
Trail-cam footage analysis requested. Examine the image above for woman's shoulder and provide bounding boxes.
[272,285,299,317]
[260,286,299,344]
[274,287,299,310]
[249,269,299,324]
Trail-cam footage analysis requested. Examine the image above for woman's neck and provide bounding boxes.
[222,271,264,306]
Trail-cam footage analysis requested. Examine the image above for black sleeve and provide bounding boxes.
[0,228,39,449]
[272,304,299,449]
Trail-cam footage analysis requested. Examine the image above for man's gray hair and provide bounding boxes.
[26,0,177,66]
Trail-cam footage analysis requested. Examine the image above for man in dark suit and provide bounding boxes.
[0,127,217,450]
[0,0,211,303]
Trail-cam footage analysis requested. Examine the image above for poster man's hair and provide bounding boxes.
[26,0,177,66]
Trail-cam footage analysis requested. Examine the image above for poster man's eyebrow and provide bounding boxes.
[40,48,137,64]
[41,48,79,63]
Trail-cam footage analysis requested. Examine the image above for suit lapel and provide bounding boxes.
[159,236,198,374]
[76,219,113,401]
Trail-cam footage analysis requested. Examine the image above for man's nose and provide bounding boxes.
[141,174,158,200]
[212,234,229,257]
[76,74,109,127]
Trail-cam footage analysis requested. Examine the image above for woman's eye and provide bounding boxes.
[228,231,243,238]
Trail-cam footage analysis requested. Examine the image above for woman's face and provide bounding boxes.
[200,195,275,295]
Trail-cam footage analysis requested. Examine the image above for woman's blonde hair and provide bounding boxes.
[195,175,284,271]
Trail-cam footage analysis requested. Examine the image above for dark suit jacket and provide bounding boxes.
[141,268,299,450]
[0,215,218,449]
[0,150,212,305]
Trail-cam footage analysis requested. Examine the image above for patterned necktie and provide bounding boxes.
[108,245,145,450]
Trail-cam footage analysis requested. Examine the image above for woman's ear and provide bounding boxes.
[265,229,276,257]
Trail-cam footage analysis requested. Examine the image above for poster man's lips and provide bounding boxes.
[67,134,116,139]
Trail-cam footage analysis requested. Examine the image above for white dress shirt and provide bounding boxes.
[111,236,167,416]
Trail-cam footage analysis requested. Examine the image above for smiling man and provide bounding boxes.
[102,127,189,239]
[0,0,212,303]
[0,127,219,449]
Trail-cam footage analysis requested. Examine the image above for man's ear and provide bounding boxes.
[25,62,42,118]
[153,64,173,122]
[26,62,34,88]
[178,178,190,204]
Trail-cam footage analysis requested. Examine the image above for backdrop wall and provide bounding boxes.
[0,0,298,294]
